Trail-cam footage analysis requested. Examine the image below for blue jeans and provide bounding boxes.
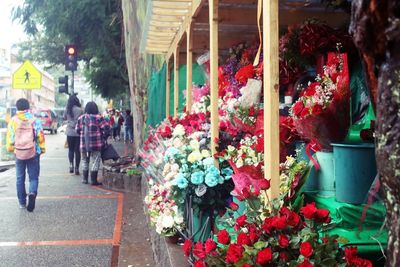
[125,126,133,142]
[16,155,40,205]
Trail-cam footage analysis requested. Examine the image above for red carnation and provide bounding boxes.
[272,216,287,230]
[235,64,255,84]
[315,208,331,223]
[229,202,239,211]
[204,239,217,254]
[300,242,313,258]
[194,260,207,267]
[344,247,358,265]
[183,239,192,257]
[193,242,206,259]
[226,244,244,264]
[298,259,313,267]
[255,137,264,153]
[237,233,251,246]
[278,234,289,248]
[236,215,247,228]
[261,217,274,234]
[303,82,319,97]
[255,247,272,265]
[292,101,304,117]
[217,229,231,245]
[311,104,324,115]
[300,202,318,219]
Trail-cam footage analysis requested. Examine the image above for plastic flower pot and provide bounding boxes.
[315,151,335,197]
[332,143,377,204]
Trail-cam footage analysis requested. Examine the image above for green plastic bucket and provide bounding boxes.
[332,143,376,204]
[315,151,335,197]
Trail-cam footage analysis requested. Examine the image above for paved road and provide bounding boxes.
[0,132,123,267]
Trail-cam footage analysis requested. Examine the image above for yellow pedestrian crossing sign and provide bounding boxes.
[12,60,42,89]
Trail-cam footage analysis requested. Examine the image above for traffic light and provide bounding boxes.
[65,44,77,71]
[58,75,68,94]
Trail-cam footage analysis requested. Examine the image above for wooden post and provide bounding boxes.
[209,0,219,159]
[263,0,280,199]
[166,59,170,118]
[174,46,180,117]
[186,20,193,113]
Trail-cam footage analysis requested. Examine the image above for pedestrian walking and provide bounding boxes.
[6,98,46,212]
[124,109,134,144]
[76,102,110,185]
[116,111,124,141]
[63,95,83,175]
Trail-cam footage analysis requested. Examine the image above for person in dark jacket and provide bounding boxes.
[124,109,133,143]
[76,102,110,185]
[63,95,83,175]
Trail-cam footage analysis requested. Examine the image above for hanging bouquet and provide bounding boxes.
[144,182,185,236]
[183,202,372,267]
[279,156,309,204]
[290,52,350,151]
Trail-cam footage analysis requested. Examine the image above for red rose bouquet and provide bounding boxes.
[290,52,350,151]
[183,203,372,266]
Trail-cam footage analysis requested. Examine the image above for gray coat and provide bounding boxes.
[63,105,84,137]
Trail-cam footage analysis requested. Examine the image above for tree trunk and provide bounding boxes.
[351,0,400,265]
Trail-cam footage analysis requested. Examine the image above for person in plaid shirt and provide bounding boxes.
[76,102,110,185]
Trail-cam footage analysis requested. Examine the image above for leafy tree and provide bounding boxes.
[12,0,129,99]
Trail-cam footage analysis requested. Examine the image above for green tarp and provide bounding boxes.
[146,63,206,127]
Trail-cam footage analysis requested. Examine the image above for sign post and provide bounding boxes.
[12,60,42,90]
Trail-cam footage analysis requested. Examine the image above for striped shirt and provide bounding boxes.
[76,114,110,152]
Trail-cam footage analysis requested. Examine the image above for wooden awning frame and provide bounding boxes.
[143,0,350,199]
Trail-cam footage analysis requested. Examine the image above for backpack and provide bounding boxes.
[13,117,36,160]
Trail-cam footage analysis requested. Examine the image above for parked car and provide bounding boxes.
[34,109,58,134]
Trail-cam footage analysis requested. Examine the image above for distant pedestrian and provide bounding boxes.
[63,95,83,175]
[124,109,133,144]
[6,98,46,212]
[76,102,110,185]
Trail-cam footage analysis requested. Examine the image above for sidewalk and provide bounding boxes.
[106,139,156,267]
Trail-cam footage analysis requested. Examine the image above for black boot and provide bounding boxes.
[69,163,74,173]
[75,166,80,175]
[90,171,102,186]
[82,170,89,184]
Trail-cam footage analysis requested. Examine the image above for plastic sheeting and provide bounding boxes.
[146,63,206,127]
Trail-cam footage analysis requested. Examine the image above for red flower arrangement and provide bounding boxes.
[183,203,372,267]
[291,52,350,151]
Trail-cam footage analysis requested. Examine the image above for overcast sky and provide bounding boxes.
[0,0,26,49]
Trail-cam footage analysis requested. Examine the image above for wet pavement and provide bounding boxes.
[0,132,155,267]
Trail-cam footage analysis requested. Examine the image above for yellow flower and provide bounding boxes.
[201,149,211,158]
[188,150,203,163]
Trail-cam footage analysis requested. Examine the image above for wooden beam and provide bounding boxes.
[174,46,180,117]
[153,8,189,16]
[166,59,171,118]
[166,0,204,60]
[186,18,193,113]
[209,0,219,160]
[263,0,280,199]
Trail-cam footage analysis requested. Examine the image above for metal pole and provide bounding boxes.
[71,70,75,94]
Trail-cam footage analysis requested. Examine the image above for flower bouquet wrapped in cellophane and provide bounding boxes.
[291,52,350,151]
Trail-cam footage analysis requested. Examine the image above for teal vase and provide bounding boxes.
[332,143,376,204]
[315,151,335,197]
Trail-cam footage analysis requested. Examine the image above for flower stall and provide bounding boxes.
[140,0,387,266]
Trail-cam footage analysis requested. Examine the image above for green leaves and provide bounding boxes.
[13,0,129,98]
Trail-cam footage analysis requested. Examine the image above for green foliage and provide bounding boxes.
[12,0,129,98]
